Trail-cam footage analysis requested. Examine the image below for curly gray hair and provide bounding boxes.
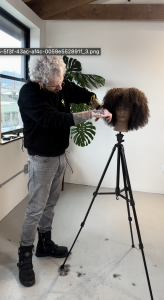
[28,55,66,84]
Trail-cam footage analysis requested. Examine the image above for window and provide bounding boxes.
[0,8,30,136]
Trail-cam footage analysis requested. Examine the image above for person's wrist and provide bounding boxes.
[92,111,96,118]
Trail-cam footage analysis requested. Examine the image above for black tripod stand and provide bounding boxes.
[61,133,154,300]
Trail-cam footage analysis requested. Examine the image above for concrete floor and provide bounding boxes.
[0,183,163,300]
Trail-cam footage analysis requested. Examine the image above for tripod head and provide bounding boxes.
[116,132,124,144]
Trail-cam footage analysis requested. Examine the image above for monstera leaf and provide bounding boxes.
[70,103,96,147]
[63,56,82,82]
[70,102,91,113]
[63,55,82,72]
[72,73,105,90]
[63,55,105,90]
[63,55,105,147]
[70,122,96,147]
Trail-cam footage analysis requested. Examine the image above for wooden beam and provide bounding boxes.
[22,0,41,3]
[44,4,164,21]
[26,0,96,19]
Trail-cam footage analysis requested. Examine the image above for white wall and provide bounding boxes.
[0,0,45,221]
[45,20,164,194]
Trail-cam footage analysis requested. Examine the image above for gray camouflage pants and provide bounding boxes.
[20,153,66,246]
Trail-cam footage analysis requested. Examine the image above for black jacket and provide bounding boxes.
[18,80,95,156]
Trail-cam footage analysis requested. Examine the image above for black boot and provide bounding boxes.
[17,245,35,287]
[36,228,68,258]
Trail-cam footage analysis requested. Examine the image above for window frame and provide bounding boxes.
[0,7,30,80]
[0,7,30,138]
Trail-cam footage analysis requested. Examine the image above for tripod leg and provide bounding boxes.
[60,144,117,269]
[120,149,135,248]
[120,145,154,300]
[115,146,121,199]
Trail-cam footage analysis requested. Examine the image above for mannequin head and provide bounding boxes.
[114,104,132,132]
[102,88,149,132]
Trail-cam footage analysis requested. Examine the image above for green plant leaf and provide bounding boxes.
[63,55,82,73]
[70,121,96,147]
[63,55,105,91]
[63,55,69,66]
[70,103,91,113]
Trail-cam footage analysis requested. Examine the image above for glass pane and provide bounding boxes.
[0,14,25,79]
[0,77,24,133]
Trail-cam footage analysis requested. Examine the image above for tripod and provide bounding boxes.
[61,132,154,300]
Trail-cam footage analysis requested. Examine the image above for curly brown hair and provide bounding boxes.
[102,88,150,131]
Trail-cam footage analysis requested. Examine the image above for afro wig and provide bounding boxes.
[102,88,150,131]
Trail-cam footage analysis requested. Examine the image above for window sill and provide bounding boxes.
[0,133,24,145]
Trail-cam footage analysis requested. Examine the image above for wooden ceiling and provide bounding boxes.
[22,0,164,21]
